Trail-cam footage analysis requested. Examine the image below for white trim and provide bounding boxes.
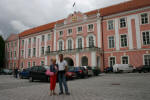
[76,25,83,34]
[120,34,128,48]
[139,12,149,25]
[108,56,116,67]
[141,30,150,46]
[57,39,64,50]
[143,54,150,65]
[127,15,133,49]
[119,17,127,29]
[86,34,96,47]
[76,36,84,48]
[67,28,73,36]
[87,23,94,32]
[53,29,56,51]
[121,55,129,64]
[66,37,74,50]
[115,18,120,50]
[97,19,101,48]
[91,51,96,66]
[76,53,79,66]
[107,35,115,49]
[107,19,114,30]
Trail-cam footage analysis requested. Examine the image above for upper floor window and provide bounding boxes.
[89,36,94,48]
[120,34,127,47]
[122,56,129,64]
[120,18,126,28]
[42,35,45,42]
[59,41,63,51]
[109,57,115,67]
[34,37,36,43]
[141,13,149,24]
[29,38,31,44]
[21,50,24,57]
[144,55,150,65]
[28,62,31,68]
[47,46,50,53]
[15,42,17,47]
[22,40,24,46]
[14,51,16,58]
[28,49,31,57]
[59,31,63,37]
[78,38,82,49]
[108,36,115,48]
[77,26,82,32]
[68,29,72,34]
[88,24,94,30]
[48,34,51,40]
[8,43,9,48]
[108,20,114,30]
[11,42,13,47]
[21,62,24,68]
[41,47,44,55]
[33,48,36,57]
[10,51,12,58]
[68,39,72,50]
[142,31,150,45]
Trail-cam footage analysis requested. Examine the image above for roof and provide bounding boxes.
[19,0,150,37]
[5,34,18,42]
[100,0,150,16]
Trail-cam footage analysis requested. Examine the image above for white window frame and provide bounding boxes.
[22,40,24,46]
[119,17,127,28]
[21,50,24,57]
[57,39,64,51]
[28,62,31,68]
[48,34,51,40]
[76,36,84,49]
[109,56,116,67]
[107,19,114,30]
[121,56,129,64]
[140,12,149,25]
[66,37,74,50]
[87,23,94,32]
[42,35,45,42]
[77,26,83,34]
[120,34,128,48]
[41,47,45,55]
[86,34,96,48]
[143,54,150,65]
[33,48,36,57]
[67,28,73,35]
[59,31,63,37]
[141,30,150,46]
[108,35,115,49]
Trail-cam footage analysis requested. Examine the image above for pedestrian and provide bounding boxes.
[49,58,58,96]
[14,67,18,78]
[57,54,70,95]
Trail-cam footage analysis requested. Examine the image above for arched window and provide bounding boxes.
[78,38,82,49]
[89,36,94,47]
[59,41,63,51]
[68,39,72,50]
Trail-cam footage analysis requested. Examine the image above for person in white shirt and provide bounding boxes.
[57,54,70,95]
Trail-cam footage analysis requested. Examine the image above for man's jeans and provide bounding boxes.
[58,71,69,93]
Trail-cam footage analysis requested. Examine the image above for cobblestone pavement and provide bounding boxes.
[0,73,150,100]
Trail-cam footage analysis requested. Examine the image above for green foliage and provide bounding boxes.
[0,35,5,68]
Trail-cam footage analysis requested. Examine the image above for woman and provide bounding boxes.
[49,58,58,96]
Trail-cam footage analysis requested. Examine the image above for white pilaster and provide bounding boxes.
[135,15,141,49]
[54,29,56,51]
[91,51,96,66]
[31,38,33,58]
[76,53,79,66]
[45,34,48,65]
[115,18,120,50]
[39,36,41,57]
[97,19,101,48]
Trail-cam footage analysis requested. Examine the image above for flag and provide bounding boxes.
[73,2,75,7]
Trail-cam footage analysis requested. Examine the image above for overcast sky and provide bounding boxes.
[0,0,129,39]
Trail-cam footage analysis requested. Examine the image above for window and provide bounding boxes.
[120,34,127,47]
[88,24,93,30]
[29,38,31,44]
[48,34,51,40]
[59,31,63,36]
[47,46,50,53]
[89,36,94,47]
[68,39,72,50]
[42,35,45,42]
[34,37,36,43]
[22,40,24,46]
[21,50,24,56]
[142,31,150,45]
[10,51,12,58]
[28,62,31,68]
[108,36,115,48]
[144,55,150,65]
[32,62,36,66]
[120,18,126,28]
[41,47,44,55]
[21,62,24,68]
[141,13,149,24]
[68,29,72,34]
[78,26,82,32]
[8,43,9,48]
[78,38,82,49]
[14,51,16,58]
[109,57,115,67]
[28,49,31,57]
[59,41,63,51]
[41,61,44,66]
[33,48,36,56]
[11,42,13,48]
[108,20,114,30]
[15,42,17,47]
[122,56,129,64]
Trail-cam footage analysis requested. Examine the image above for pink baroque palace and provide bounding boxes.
[5,0,150,71]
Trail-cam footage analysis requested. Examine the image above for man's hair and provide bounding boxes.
[59,54,63,57]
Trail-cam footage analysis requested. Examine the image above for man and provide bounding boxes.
[57,54,70,95]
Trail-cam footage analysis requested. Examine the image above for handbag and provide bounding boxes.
[45,70,54,76]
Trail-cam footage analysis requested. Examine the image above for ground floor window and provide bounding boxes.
[41,61,44,66]
[122,56,129,64]
[144,55,150,65]
[109,57,115,67]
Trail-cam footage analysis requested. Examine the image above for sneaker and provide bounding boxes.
[59,92,64,95]
[66,92,70,95]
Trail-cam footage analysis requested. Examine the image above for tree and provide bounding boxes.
[0,35,5,69]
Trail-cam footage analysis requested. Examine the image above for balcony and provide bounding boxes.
[46,47,102,56]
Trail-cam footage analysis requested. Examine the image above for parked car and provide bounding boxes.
[29,66,49,82]
[92,67,100,76]
[19,68,30,79]
[136,65,150,73]
[83,66,93,76]
[113,64,135,73]
[1,69,13,75]
[66,68,77,80]
[73,67,87,78]
[104,66,113,73]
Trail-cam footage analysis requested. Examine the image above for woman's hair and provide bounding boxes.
[51,58,56,63]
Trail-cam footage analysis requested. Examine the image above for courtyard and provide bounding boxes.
[0,73,150,100]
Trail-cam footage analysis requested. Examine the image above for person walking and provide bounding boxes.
[57,54,70,95]
[49,58,58,96]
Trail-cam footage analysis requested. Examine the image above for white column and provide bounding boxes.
[24,39,26,58]
[127,16,133,49]
[53,29,56,51]
[76,53,79,66]
[39,36,41,57]
[115,18,120,50]
[45,34,47,65]
[36,36,39,57]
[97,18,101,48]
[17,39,19,59]
[91,51,96,66]
[26,39,28,58]
[135,15,141,49]
[31,38,33,58]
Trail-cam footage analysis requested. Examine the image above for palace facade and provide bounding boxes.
[5,0,150,71]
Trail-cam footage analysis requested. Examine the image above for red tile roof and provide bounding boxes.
[19,0,150,37]
[6,34,18,42]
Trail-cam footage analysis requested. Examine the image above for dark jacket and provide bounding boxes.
[50,64,58,73]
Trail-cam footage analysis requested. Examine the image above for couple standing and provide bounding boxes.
[49,54,70,96]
